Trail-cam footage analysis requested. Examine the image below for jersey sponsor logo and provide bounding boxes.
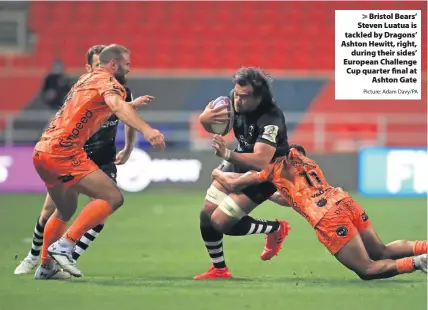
[334,206,344,215]
[100,119,119,129]
[336,226,348,237]
[248,125,255,136]
[59,109,93,148]
[69,156,81,167]
[238,135,254,149]
[316,228,331,242]
[262,125,279,143]
[311,187,334,199]
[311,189,325,198]
[316,198,327,207]
[58,173,74,183]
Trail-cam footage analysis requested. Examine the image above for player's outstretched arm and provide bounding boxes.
[105,95,165,150]
[212,169,261,192]
[268,192,290,207]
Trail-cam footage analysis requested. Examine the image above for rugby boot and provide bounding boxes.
[415,254,427,274]
[48,239,82,277]
[14,256,39,275]
[194,265,232,280]
[34,262,71,280]
[261,220,290,261]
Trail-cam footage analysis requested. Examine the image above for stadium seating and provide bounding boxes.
[0,1,426,151]
[21,1,425,71]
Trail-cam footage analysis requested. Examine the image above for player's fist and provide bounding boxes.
[144,128,166,150]
[131,95,155,109]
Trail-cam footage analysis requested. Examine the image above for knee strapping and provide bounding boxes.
[218,196,246,220]
[205,185,227,205]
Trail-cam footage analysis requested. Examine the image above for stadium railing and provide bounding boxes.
[0,110,426,153]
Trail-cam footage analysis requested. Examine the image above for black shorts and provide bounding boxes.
[98,162,117,183]
[219,161,276,205]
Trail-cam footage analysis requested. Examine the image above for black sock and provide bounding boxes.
[72,224,104,261]
[225,216,280,236]
[28,217,44,259]
[200,224,226,269]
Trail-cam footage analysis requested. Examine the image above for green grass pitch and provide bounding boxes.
[0,190,426,310]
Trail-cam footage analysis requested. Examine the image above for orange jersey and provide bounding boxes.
[35,68,127,155]
[255,148,350,227]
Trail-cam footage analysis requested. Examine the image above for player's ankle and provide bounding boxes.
[41,258,53,265]
[59,236,75,248]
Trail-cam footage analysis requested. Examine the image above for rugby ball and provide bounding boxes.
[209,96,234,136]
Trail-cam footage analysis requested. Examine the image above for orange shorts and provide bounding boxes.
[314,197,372,255]
[33,150,99,188]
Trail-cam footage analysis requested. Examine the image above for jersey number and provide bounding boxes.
[298,171,322,187]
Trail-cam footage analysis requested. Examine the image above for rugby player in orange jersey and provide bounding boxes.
[15,45,142,277]
[32,44,166,279]
[212,143,427,280]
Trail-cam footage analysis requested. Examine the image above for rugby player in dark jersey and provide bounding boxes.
[195,67,291,279]
[14,45,149,275]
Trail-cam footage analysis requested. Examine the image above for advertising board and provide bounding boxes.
[0,147,218,193]
[358,147,427,197]
[0,147,360,194]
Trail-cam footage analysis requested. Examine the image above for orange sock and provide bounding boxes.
[64,199,113,243]
[413,240,427,255]
[396,257,415,274]
[41,215,67,264]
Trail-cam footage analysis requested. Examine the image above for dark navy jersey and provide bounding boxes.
[83,86,133,166]
[229,90,289,159]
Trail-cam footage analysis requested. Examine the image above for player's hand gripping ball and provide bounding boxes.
[208,96,234,136]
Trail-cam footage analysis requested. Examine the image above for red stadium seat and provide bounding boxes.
[17,1,427,72]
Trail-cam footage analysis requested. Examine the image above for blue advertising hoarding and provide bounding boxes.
[358,147,427,197]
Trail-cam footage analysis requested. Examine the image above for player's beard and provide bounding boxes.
[114,65,127,85]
